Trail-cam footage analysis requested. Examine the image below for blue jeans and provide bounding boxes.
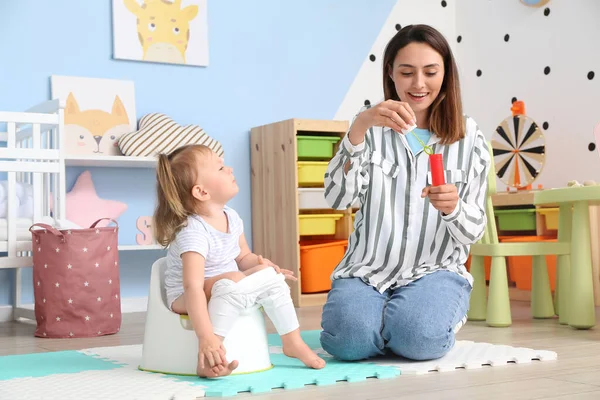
[320,270,472,361]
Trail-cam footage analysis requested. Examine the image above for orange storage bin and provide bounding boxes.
[299,240,347,293]
[501,236,557,291]
[465,255,492,280]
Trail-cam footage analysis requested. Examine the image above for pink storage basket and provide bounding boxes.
[29,218,122,338]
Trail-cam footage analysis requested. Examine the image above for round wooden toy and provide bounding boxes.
[492,101,546,189]
[520,0,550,7]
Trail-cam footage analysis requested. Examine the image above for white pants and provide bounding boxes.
[208,267,300,337]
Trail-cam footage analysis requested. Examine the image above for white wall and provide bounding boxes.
[457,0,600,190]
[334,0,600,191]
[335,0,456,122]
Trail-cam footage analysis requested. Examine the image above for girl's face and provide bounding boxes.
[193,152,239,204]
[390,42,445,117]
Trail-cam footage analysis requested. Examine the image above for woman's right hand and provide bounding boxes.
[349,100,417,144]
[198,334,227,369]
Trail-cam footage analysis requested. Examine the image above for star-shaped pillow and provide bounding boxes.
[66,171,128,228]
[117,113,224,157]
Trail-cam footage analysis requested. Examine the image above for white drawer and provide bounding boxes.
[298,188,329,210]
[298,188,361,210]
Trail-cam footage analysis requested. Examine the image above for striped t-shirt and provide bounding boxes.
[164,206,243,306]
[324,107,491,293]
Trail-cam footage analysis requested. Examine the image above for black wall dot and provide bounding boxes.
[441,0,447,7]
[543,122,549,130]
[476,69,482,77]
[504,34,510,42]
[364,99,371,106]
[588,71,595,80]
[544,8,550,16]
[589,143,596,152]
[544,66,551,75]
[395,24,402,31]
[457,35,462,43]
[369,54,376,62]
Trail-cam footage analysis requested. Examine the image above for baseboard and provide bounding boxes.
[121,297,148,313]
[509,287,533,302]
[0,305,13,323]
[0,297,149,323]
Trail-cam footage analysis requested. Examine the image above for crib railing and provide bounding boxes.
[0,99,65,320]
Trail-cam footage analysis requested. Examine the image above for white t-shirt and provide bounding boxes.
[164,206,244,308]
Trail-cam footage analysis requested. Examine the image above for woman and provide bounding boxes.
[320,24,490,361]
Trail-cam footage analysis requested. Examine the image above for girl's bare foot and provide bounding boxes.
[281,331,326,369]
[196,355,239,378]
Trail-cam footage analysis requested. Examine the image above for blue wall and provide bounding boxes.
[0,0,394,304]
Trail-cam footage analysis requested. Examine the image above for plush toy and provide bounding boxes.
[118,113,224,157]
[0,181,33,218]
[66,171,128,228]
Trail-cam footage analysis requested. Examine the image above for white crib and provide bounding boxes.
[0,99,66,321]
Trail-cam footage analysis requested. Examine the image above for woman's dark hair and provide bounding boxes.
[383,24,464,144]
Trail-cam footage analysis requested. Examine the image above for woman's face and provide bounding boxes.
[390,42,445,115]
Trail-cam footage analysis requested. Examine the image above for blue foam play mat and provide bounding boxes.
[0,350,126,380]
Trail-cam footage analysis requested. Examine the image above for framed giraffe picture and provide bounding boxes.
[112,0,209,67]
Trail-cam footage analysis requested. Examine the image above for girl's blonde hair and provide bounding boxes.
[153,144,214,246]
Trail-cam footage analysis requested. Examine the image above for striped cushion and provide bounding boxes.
[117,113,224,157]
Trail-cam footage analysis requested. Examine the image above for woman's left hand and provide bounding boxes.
[258,255,298,281]
[421,184,459,215]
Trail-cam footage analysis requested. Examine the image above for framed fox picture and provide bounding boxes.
[50,75,137,156]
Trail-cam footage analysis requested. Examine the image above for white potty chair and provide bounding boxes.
[139,257,273,375]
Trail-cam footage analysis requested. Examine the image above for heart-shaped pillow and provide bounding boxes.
[117,113,224,157]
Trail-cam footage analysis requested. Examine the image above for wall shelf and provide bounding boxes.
[65,155,157,168]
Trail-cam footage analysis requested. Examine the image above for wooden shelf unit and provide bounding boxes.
[250,118,352,308]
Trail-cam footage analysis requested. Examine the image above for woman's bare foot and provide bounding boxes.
[196,356,239,378]
[281,330,326,369]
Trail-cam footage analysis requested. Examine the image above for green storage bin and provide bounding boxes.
[495,209,536,231]
[297,135,340,160]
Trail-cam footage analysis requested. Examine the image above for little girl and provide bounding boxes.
[153,144,325,378]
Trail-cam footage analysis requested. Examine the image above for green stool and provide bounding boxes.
[467,144,565,327]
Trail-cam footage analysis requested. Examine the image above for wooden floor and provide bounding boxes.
[2,301,600,399]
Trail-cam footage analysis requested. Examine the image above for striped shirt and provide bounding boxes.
[324,108,491,293]
[164,206,243,306]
